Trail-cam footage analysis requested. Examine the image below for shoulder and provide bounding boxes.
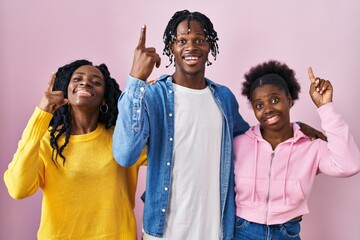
[207,79,236,98]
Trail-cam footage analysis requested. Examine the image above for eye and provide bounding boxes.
[177,39,186,44]
[255,103,263,109]
[271,97,279,104]
[72,77,82,82]
[92,80,102,86]
[196,38,207,45]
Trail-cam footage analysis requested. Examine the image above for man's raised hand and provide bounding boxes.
[130,25,161,81]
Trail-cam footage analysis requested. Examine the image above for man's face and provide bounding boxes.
[171,19,210,77]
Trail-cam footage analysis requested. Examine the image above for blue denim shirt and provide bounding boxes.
[113,74,249,240]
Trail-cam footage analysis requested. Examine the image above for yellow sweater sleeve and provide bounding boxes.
[4,107,52,199]
[126,147,147,209]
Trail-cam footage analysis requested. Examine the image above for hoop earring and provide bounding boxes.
[100,104,109,114]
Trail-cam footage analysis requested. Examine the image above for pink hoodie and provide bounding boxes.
[234,102,360,225]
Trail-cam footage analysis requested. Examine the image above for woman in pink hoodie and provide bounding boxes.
[234,60,360,240]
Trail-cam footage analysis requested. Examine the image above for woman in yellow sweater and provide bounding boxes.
[4,59,146,240]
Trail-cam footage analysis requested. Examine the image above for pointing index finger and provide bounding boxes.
[308,67,316,84]
[47,72,56,91]
[137,24,146,49]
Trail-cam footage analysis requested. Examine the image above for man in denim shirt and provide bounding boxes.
[112,10,249,239]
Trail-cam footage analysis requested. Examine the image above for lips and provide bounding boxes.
[74,88,94,97]
[264,115,280,125]
[183,54,201,65]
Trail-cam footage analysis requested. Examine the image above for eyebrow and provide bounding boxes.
[73,71,104,80]
[176,31,206,36]
[252,92,280,102]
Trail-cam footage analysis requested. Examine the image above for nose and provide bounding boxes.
[186,40,197,51]
[263,103,274,115]
[79,78,92,87]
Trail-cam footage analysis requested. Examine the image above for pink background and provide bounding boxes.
[1,1,359,239]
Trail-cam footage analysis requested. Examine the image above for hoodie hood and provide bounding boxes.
[245,122,308,143]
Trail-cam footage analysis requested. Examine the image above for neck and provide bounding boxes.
[70,108,100,135]
[171,71,206,89]
[261,124,293,150]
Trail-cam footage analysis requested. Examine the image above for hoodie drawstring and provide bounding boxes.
[283,142,294,203]
[251,138,258,203]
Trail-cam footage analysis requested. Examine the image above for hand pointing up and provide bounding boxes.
[130,25,161,81]
[38,72,68,113]
[308,67,333,108]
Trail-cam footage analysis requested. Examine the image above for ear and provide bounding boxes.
[288,95,293,108]
[102,98,107,106]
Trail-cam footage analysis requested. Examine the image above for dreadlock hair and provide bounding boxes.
[163,9,219,67]
[242,60,301,106]
[49,59,121,166]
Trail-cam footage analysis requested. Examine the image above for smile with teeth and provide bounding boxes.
[184,56,199,60]
[75,89,93,97]
[265,115,279,124]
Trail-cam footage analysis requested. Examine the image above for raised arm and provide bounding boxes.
[4,73,66,199]
[112,25,160,167]
[308,67,360,176]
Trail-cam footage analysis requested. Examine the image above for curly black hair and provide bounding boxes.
[242,60,301,105]
[49,59,121,166]
[163,9,219,67]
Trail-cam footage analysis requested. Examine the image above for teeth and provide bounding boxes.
[77,90,92,96]
[266,116,278,122]
[185,56,198,60]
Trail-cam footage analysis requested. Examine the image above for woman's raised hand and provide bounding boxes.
[308,67,333,108]
[38,73,68,113]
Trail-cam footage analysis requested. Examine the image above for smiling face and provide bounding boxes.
[171,19,210,78]
[67,65,105,111]
[251,84,293,133]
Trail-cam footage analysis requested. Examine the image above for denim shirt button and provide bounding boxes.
[169,90,173,94]
[136,109,141,113]
[166,162,170,166]
[140,87,145,92]
[162,209,166,212]
[169,137,173,141]
[164,187,168,191]
[169,113,173,117]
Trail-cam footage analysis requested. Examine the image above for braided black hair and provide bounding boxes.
[242,60,301,105]
[163,10,219,67]
[49,59,121,166]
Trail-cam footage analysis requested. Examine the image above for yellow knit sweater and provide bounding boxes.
[4,107,146,240]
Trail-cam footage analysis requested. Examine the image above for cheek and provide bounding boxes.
[66,86,72,97]
[97,88,106,99]
[253,108,262,120]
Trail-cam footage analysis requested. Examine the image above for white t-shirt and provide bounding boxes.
[144,83,223,240]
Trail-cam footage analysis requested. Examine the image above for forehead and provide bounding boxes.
[176,19,205,36]
[73,65,104,79]
[251,84,286,98]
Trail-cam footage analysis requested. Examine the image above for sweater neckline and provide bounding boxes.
[68,124,105,142]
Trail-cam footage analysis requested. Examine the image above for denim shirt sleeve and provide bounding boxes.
[232,94,250,137]
[112,75,149,167]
